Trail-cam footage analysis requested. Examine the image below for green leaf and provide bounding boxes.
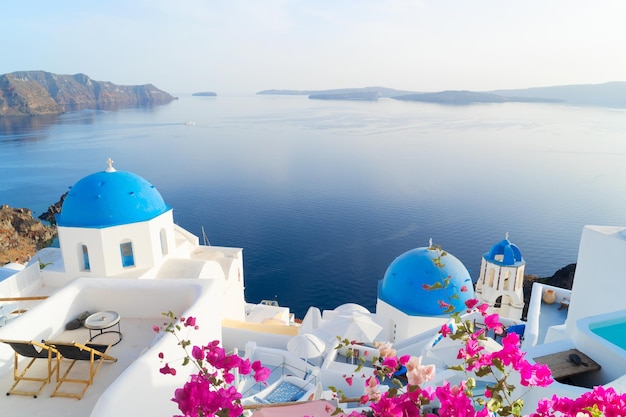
[475,366,492,377]
[500,405,513,416]
[487,397,502,412]
[492,357,505,373]
[430,282,443,290]
[511,399,524,417]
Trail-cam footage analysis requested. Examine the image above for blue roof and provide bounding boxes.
[483,239,525,266]
[57,169,171,228]
[378,247,474,316]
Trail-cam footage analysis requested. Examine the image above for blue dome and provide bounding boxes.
[483,239,525,266]
[57,169,171,228]
[378,247,474,316]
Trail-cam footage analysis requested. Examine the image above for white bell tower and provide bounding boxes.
[475,233,526,320]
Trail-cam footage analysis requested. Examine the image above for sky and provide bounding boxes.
[3,0,626,95]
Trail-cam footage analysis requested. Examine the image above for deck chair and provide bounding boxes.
[45,340,117,400]
[0,339,58,398]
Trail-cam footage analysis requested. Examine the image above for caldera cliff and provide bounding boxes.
[0,71,176,116]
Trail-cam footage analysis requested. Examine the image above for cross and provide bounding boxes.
[105,157,116,172]
[505,231,509,240]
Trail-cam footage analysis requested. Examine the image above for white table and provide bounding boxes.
[84,311,122,345]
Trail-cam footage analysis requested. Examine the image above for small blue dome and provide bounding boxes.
[57,169,171,228]
[378,247,474,316]
[483,239,525,267]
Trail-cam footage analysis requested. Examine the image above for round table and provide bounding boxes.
[84,311,122,345]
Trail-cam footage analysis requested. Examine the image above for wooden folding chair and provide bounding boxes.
[0,339,58,398]
[45,340,117,400]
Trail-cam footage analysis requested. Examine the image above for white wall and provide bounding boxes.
[57,211,174,279]
[565,225,626,335]
[376,300,448,343]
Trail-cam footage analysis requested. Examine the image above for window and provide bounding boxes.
[160,229,168,255]
[120,241,135,267]
[487,269,495,287]
[82,245,90,271]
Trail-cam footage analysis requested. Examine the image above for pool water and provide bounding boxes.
[590,318,626,350]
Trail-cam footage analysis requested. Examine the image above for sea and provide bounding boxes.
[2,94,626,318]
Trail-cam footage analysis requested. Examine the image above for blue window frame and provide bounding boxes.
[120,241,135,267]
[82,245,90,271]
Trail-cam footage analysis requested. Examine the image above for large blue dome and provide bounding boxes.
[378,246,474,316]
[483,239,525,266]
[57,168,171,228]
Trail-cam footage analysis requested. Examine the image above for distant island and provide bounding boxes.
[0,71,177,116]
[259,86,415,99]
[392,91,560,105]
[192,91,217,97]
[258,82,626,107]
[309,91,381,101]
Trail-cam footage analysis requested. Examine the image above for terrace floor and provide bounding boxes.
[0,318,158,417]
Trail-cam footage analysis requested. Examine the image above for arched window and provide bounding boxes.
[120,241,135,267]
[160,229,168,255]
[503,270,510,291]
[487,269,495,288]
[82,244,90,271]
[494,295,502,309]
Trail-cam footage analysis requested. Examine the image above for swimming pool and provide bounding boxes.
[590,317,626,350]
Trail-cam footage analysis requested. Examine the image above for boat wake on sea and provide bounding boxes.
[1,159,626,416]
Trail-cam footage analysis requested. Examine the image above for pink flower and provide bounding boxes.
[251,360,270,383]
[519,362,553,387]
[159,363,176,376]
[405,356,436,386]
[192,345,204,360]
[440,323,453,337]
[465,298,479,310]
[484,313,504,334]
[237,359,251,375]
[377,342,396,359]
[435,381,475,417]
[382,356,400,371]
[345,376,353,386]
[477,303,489,314]
[460,285,468,292]
[158,352,164,359]
[152,325,160,333]
[364,376,381,402]
[184,316,197,327]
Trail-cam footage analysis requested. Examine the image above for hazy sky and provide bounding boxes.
[3,1,625,95]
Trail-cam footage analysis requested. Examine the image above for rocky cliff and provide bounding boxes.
[0,204,57,264]
[0,71,176,116]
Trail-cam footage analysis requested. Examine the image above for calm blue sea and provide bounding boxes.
[2,95,626,318]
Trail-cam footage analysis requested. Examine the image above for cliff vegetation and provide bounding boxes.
[0,205,56,264]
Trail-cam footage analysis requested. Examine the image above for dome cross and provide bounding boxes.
[105,157,116,173]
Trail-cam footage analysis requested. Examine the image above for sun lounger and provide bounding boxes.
[0,339,58,398]
[45,340,117,400]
